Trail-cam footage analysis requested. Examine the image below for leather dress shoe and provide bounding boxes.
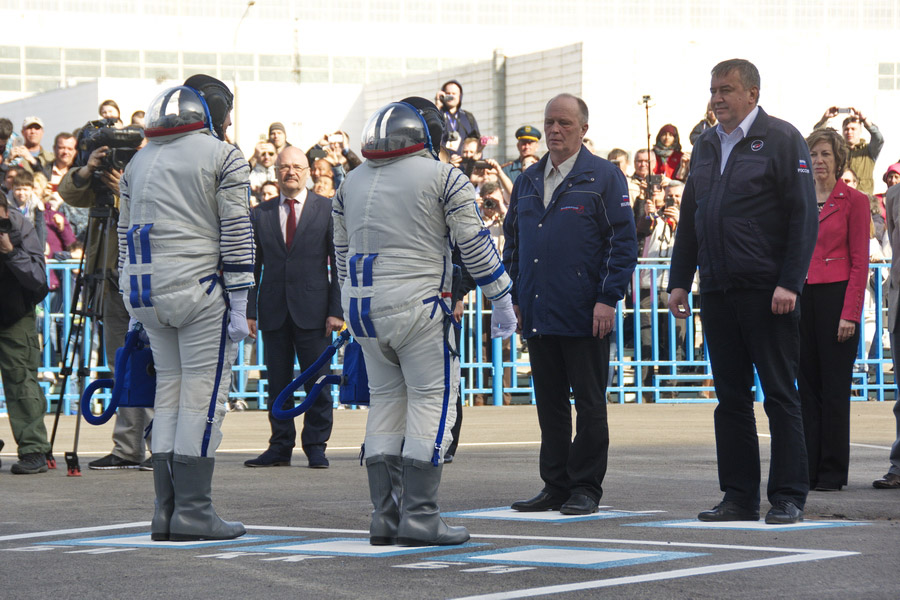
[560,493,599,515]
[697,501,759,522]
[510,492,566,512]
[873,473,900,489]
[244,450,291,468]
[765,500,803,524]
[306,448,329,469]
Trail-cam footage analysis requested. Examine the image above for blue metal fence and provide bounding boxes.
[1,259,895,415]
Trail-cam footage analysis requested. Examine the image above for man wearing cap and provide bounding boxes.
[502,126,542,184]
[268,122,291,155]
[12,117,54,175]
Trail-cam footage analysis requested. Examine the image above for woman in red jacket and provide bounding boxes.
[800,128,870,491]
[652,124,685,180]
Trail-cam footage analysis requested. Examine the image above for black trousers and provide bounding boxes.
[798,281,859,488]
[527,334,610,501]
[701,290,809,511]
[261,317,334,457]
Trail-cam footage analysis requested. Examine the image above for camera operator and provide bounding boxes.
[436,80,480,153]
[57,143,153,471]
[0,192,52,474]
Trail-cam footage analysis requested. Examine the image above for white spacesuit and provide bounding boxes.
[333,98,515,546]
[118,77,254,542]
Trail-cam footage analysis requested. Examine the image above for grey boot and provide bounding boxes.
[397,457,469,546]
[366,454,403,545]
[150,452,174,541]
[169,454,246,542]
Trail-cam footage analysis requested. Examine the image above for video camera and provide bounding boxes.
[74,118,144,206]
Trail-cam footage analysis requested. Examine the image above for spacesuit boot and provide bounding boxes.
[366,454,403,545]
[397,458,469,546]
[169,455,246,541]
[150,452,174,541]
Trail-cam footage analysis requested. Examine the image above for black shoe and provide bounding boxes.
[306,448,329,469]
[443,454,454,464]
[11,453,49,475]
[560,493,599,515]
[511,492,566,512]
[244,450,291,468]
[88,453,140,470]
[697,501,759,522]
[138,457,154,471]
[765,500,803,524]
[0,439,4,469]
[813,483,841,492]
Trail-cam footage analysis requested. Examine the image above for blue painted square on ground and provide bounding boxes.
[624,520,869,531]
[234,537,490,557]
[438,545,706,570]
[40,534,297,549]
[442,506,664,523]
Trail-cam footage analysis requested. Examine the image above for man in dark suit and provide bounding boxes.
[246,146,343,469]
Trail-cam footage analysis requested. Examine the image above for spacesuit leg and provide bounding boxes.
[358,335,409,458]
[143,325,181,456]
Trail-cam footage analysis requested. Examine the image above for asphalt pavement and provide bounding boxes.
[1,402,898,600]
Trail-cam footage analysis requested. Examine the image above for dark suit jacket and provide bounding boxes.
[247,191,341,331]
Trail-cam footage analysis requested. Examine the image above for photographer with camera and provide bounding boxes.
[436,80,480,154]
[57,126,152,471]
[0,191,52,474]
[813,107,883,196]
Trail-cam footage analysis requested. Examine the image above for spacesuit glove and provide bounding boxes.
[226,288,250,342]
[128,316,150,345]
[490,293,517,339]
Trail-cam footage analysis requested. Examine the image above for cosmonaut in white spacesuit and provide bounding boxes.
[333,97,517,546]
[118,75,254,541]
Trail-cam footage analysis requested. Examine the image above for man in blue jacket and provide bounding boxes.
[667,59,817,525]
[503,93,637,515]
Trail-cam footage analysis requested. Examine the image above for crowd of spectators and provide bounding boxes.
[2,85,898,406]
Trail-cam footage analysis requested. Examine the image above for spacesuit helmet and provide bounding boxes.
[144,86,213,139]
[361,98,443,160]
[183,74,233,140]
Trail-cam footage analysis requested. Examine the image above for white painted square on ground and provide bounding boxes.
[234,537,489,557]
[443,507,662,522]
[625,520,869,531]
[494,548,657,565]
[439,545,706,570]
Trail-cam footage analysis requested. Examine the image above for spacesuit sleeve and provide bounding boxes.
[332,187,348,288]
[442,164,511,301]
[216,145,255,291]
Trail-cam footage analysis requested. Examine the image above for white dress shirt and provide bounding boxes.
[543,151,579,208]
[716,105,759,174]
[279,188,307,237]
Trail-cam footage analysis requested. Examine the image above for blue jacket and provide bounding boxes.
[503,146,637,338]
[668,107,817,295]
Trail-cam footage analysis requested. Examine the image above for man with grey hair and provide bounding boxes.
[667,58,817,524]
[504,93,636,515]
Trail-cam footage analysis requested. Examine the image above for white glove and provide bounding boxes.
[128,316,150,344]
[490,293,517,339]
[226,288,250,342]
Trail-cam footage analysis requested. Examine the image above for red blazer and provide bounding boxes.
[653,150,683,180]
[805,179,871,323]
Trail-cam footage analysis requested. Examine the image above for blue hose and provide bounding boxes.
[271,329,351,420]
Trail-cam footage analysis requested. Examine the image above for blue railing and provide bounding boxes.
[1,259,895,414]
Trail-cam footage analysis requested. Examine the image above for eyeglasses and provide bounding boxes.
[277,164,309,173]
[260,151,275,157]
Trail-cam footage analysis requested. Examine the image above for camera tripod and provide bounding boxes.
[47,196,118,476]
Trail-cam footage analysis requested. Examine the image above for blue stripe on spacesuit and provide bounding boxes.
[473,264,506,287]
[349,297,365,338]
[221,263,254,272]
[126,225,141,309]
[360,296,376,337]
[432,336,452,466]
[362,253,377,286]
[139,224,154,307]
[348,253,361,288]
[201,307,230,457]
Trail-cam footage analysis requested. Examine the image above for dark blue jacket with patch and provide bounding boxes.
[668,107,818,295]
[503,146,637,338]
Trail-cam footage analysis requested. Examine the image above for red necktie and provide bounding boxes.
[285,198,297,248]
